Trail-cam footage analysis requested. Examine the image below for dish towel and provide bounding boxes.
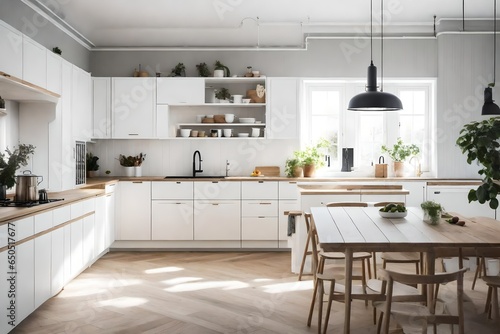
[287,214,296,236]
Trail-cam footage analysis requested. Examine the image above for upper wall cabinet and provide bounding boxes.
[92,77,112,139]
[46,50,62,95]
[0,20,23,78]
[71,66,92,142]
[112,78,156,138]
[23,36,47,89]
[157,78,204,104]
[266,77,299,139]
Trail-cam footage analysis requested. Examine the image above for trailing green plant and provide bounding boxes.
[456,117,500,209]
[170,63,186,77]
[293,138,330,168]
[381,137,420,162]
[86,152,99,171]
[0,144,36,189]
[196,62,210,77]
[214,60,230,77]
[215,87,230,100]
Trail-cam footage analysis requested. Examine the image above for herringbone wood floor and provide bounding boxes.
[11,252,500,333]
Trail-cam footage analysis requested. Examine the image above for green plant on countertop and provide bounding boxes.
[86,152,99,171]
[456,117,500,209]
[118,153,146,167]
[170,62,186,77]
[293,138,330,168]
[215,87,231,100]
[196,62,210,77]
[285,158,303,177]
[214,60,230,77]
[0,144,36,189]
[421,200,443,225]
[381,137,420,162]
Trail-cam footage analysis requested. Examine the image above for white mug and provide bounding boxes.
[251,128,260,137]
[232,95,243,103]
[223,129,232,137]
[225,114,235,123]
[487,259,500,276]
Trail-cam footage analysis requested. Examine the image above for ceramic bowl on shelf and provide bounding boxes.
[238,133,249,137]
[242,98,251,104]
[239,118,256,123]
[179,129,191,137]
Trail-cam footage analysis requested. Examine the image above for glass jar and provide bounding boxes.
[423,210,441,225]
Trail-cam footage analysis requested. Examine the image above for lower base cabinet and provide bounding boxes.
[16,240,34,325]
[242,218,278,240]
[152,201,194,240]
[194,201,240,240]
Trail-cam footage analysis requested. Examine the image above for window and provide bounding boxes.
[302,79,435,175]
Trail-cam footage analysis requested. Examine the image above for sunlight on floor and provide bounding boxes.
[253,278,274,282]
[164,280,249,292]
[145,266,184,274]
[261,280,312,294]
[97,296,148,308]
[162,277,203,285]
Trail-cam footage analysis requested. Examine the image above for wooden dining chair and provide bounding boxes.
[376,268,466,334]
[483,276,500,319]
[373,202,423,276]
[472,247,500,290]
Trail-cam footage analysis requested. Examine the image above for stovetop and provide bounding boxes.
[0,198,64,207]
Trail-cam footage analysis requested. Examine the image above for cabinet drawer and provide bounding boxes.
[279,181,300,200]
[0,224,7,248]
[194,181,240,200]
[53,206,71,226]
[153,181,193,199]
[13,216,34,241]
[242,181,278,199]
[194,201,240,240]
[242,217,278,240]
[34,211,53,233]
[242,200,278,217]
[152,200,193,240]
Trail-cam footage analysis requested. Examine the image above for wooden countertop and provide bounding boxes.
[298,184,410,196]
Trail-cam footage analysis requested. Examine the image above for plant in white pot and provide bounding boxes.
[213,60,230,77]
[86,152,99,178]
[381,138,420,177]
[215,87,231,103]
[0,144,36,199]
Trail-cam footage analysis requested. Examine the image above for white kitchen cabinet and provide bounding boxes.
[242,181,278,200]
[16,240,35,324]
[72,65,92,142]
[194,201,240,240]
[22,35,47,88]
[105,184,116,248]
[92,77,112,139]
[94,194,108,256]
[60,60,75,190]
[153,181,193,199]
[157,77,204,104]
[242,217,278,241]
[152,201,194,240]
[0,248,9,333]
[116,181,152,240]
[34,211,53,309]
[112,77,156,138]
[427,185,496,219]
[242,201,278,217]
[70,218,84,278]
[63,224,72,285]
[156,104,170,138]
[279,181,300,200]
[400,181,426,207]
[46,50,62,95]
[266,77,299,139]
[194,181,240,200]
[0,20,23,78]
[83,214,95,266]
[51,206,70,295]
[361,194,407,203]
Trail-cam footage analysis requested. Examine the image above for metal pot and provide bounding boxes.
[15,170,43,202]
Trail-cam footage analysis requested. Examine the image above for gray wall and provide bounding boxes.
[0,1,90,71]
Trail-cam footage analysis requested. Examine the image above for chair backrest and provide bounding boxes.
[381,268,466,334]
[373,202,405,207]
[325,202,368,207]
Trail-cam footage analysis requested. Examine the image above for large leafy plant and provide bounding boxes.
[456,117,500,209]
[381,138,420,162]
[0,144,36,189]
[293,138,330,167]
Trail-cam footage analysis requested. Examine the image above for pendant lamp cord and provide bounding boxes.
[381,0,384,92]
[494,0,497,85]
[463,0,465,31]
[370,0,373,63]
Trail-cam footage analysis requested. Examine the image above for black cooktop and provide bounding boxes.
[0,198,64,207]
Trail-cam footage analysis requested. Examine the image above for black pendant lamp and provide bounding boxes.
[348,0,402,111]
[482,0,500,115]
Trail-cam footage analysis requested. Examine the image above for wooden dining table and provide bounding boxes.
[311,206,500,334]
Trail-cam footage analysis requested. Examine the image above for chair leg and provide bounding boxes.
[486,286,493,317]
[317,278,324,334]
[307,276,319,327]
[361,260,368,306]
[322,279,335,334]
[493,286,499,320]
[415,262,420,275]
[298,233,311,281]
[372,252,377,279]
[471,258,482,290]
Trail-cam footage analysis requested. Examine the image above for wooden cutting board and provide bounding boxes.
[255,166,280,177]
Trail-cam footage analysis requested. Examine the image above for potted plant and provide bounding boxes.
[86,152,99,178]
[215,87,231,103]
[456,117,500,209]
[285,158,303,177]
[196,62,210,77]
[118,154,136,177]
[420,201,443,225]
[292,138,330,177]
[0,144,36,199]
[170,62,186,77]
[381,138,420,177]
[214,60,230,77]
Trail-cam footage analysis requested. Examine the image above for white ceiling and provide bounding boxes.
[23,0,499,49]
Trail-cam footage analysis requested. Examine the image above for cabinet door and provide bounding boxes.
[92,77,112,139]
[51,227,64,295]
[23,36,47,88]
[83,214,95,266]
[94,195,106,256]
[46,50,62,95]
[116,181,151,240]
[156,105,170,138]
[242,200,278,217]
[63,225,71,284]
[34,233,51,308]
[267,78,299,139]
[427,186,496,219]
[157,78,204,104]
[0,20,23,78]
[0,249,9,333]
[194,181,240,200]
[61,60,75,190]
[152,201,194,240]
[279,181,300,200]
[361,194,406,204]
[242,181,278,200]
[17,240,35,324]
[194,201,240,240]
[400,181,426,207]
[72,66,92,141]
[152,181,193,200]
[105,186,116,248]
[70,219,84,278]
[242,218,278,240]
[112,78,156,138]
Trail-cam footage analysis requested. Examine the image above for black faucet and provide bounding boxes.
[193,150,203,177]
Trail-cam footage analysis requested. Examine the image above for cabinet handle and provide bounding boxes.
[212,203,219,206]
[259,202,272,205]
[128,133,139,136]
[132,181,143,184]
[434,191,441,194]
[106,194,112,198]
[258,216,266,218]
[288,181,297,184]
[108,184,116,188]
[258,181,264,184]
[176,182,181,184]
[211,181,219,184]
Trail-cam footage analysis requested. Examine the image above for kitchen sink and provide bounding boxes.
[164,176,226,179]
